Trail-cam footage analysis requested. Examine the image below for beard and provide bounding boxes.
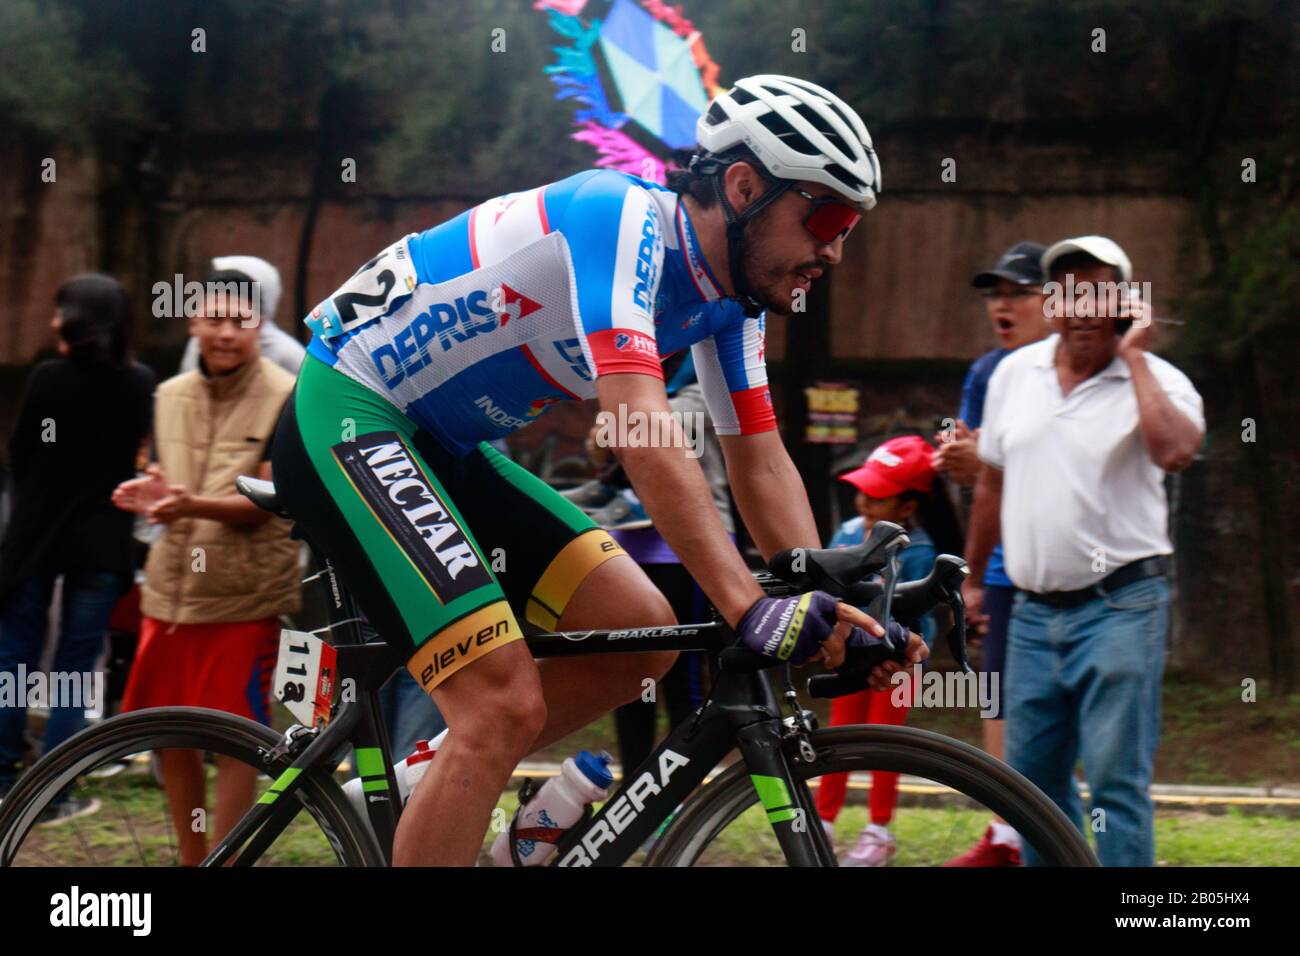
[738,210,816,315]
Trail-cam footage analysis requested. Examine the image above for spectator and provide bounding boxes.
[813,435,962,865]
[113,279,301,865]
[0,275,155,812]
[935,240,1050,866]
[179,256,304,376]
[964,236,1204,866]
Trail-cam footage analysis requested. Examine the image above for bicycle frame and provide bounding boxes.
[552,662,832,867]
[203,605,827,867]
[200,532,915,868]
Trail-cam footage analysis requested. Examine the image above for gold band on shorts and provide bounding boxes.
[407,600,523,692]
[525,530,626,631]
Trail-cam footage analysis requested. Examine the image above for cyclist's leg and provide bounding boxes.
[435,441,678,751]
[271,358,546,865]
[533,554,678,749]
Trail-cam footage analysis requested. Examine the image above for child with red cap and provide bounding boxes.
[814,434,961,865]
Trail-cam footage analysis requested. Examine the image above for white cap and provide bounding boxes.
[1041,236,1132,283]
[211,255,281,321]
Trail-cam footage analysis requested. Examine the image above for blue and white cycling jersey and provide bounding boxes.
[305,169,776,455]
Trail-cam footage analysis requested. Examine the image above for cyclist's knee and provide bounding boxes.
[433,648,546,762]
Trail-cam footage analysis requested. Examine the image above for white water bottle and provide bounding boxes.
[343,728,447,819]
[490,750,613,867]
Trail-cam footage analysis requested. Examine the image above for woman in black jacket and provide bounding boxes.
[0,275,155,801]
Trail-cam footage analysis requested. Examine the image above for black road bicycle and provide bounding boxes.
[0,478,1097,867]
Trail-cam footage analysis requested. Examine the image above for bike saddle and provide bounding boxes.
[768,521,910,597]
[235,475,293,519]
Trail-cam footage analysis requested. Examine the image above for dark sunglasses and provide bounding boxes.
[792,187,862,244]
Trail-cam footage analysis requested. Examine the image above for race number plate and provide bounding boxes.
[273,629,338,727]
[305,233,419,340]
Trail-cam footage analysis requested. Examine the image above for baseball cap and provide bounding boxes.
[210,255,282,320]
[838,435,937,499]
[970,241,1046,288]
[1040,236,1132,282]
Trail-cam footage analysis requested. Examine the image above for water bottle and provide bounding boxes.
[342,728,447,819]
[490,750,613,867]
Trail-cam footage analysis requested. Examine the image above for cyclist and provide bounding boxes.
[271,75,928,866]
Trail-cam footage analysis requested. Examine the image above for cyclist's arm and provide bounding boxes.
[719,429,821,560]
[596,372,763,629]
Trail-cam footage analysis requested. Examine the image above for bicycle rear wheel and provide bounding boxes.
[0,707,384,867]
[646,724,1097,867]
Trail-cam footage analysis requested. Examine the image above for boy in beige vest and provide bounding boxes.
[113,279,300,866]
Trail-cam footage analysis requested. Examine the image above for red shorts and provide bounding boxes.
[121,615,280,725]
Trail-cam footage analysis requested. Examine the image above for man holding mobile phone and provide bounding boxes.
[962,235,1205,866]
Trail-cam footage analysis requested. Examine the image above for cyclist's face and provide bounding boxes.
[743,181,849,314]
[190,292,261,374]
[980,279,1047,349]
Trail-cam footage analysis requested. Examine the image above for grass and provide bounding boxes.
[10,755,1300,867]
[7,757,344,867]
[8,672,1296,867]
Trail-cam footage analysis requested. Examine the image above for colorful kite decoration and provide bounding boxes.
[534,0,724,184]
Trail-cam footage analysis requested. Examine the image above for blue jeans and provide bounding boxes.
[377,668,446,763]
[1005,576,1168,866]
[0,570,125,785]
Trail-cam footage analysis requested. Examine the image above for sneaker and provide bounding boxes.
[587,490,653,531]
[560,480,619,511]
[942,825,1022,867]
[37,796,101,826]
[841,825,895,867]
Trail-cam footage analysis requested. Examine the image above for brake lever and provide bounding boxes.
[806,541,909,699]
[946,593,973,674]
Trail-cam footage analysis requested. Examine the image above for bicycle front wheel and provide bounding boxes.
[0,707,384,867]
[647,724,1097,867]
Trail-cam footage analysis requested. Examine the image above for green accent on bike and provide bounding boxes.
[750,774,793,811]
[257,767,303,804]
[355,747,386,779]
[362,779,389,793]
[776,593,811,661]
[766,808,799,824]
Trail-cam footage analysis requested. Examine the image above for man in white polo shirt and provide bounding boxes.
[963,236,1204,866]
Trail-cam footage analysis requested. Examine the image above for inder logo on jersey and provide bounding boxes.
[333,433,493,604]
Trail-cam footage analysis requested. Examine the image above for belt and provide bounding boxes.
[1025,557,1168,609]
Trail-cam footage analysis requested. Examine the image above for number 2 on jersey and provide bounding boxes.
[306,234,419,339]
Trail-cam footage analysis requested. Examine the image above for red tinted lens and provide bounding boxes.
[804,202,861,244]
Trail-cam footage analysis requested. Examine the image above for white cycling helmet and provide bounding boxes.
[695,74,881,211]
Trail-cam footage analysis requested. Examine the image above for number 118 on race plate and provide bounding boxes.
[273,629,337,727]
